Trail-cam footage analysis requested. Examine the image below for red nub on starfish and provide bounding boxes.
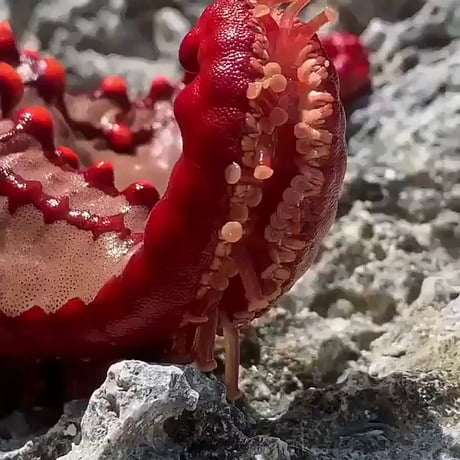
[0,22,19,64]
[84,160,117,191]
[148,77,175,103]
[320,31,371,103]
[38,58,67,96]
[57,146,80,169]
[106,123,134,151]
[12,106,55,150]
[123,181,160,208]
[100,75,129,98]
[0,62,23,114]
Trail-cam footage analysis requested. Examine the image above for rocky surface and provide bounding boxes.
[57,362,290,460]
[2,0,460,459]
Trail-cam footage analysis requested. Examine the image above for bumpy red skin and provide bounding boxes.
[180,2,346,310]
[0,0,346,361]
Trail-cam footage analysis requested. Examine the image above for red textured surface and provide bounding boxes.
[321,31,371,103]
[0,0,347,369]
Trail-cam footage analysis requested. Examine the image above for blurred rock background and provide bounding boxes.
[2,0,460,459]
[1,0,210,91]
[0,0,425,91]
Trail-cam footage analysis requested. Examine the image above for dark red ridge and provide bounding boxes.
[0,170,132,238]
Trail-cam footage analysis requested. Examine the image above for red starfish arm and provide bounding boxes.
[0,0,347,402]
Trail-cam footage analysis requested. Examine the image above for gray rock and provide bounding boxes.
[153,7,191,59]
[29,0,153,58]
[241,305,385,417]
[0,1,9,22]
[58,361,199,460]
[344,0,460,231]
[362,278,460,379]
[327,299,355,319]
[329,0,424,33]
[54,361,289,460]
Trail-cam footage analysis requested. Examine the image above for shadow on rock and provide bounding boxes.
[257,370,460,459]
